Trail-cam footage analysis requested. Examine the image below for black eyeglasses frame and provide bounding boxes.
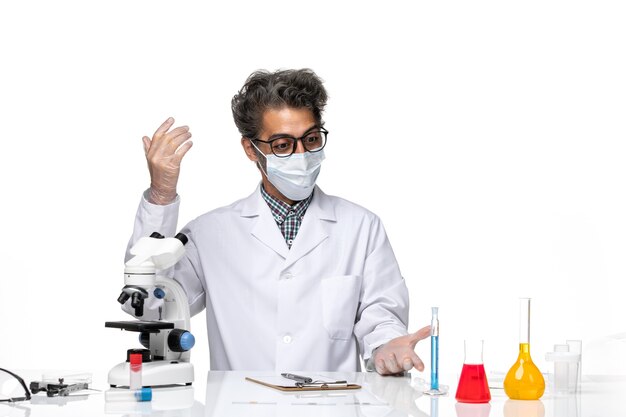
[252,127,328,158]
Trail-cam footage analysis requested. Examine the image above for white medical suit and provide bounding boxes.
[127,185,409,371]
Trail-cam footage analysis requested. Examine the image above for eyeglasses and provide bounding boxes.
[252,127,328,158]
[0,368,31,403]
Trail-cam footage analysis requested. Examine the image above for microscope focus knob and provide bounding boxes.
[168,329,195,352]
[139,332,150,349]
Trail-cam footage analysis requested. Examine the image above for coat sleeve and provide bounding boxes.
[121,190,206,318]
[353,214,410,362]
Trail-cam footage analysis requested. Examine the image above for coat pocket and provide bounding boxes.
[320,275,362,340]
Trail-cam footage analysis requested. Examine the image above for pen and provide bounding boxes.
[296,381,348,388]
[281,373,313,383]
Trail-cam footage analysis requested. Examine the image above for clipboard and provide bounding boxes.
[245,377,361,392]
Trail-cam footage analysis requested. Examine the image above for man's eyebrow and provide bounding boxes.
[266,124,320,140]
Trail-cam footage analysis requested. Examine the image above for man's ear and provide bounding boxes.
[241,138,258,162]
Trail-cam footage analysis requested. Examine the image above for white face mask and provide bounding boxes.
[251,141,325,201]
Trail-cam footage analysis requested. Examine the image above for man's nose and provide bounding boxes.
[294,139,307,154]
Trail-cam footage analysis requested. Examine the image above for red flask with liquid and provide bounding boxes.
[455,340,491,403]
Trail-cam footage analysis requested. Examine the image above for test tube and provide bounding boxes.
[566,339,582,391]
[431,307,439,391]
[129,353,142,390]
[553,344,571,394]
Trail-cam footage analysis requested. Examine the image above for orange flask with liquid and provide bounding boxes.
[503,298,545,400]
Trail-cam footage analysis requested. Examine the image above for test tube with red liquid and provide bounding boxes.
[129,353,142,390]
[455,339,491,403]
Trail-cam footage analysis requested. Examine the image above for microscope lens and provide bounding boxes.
[131,292,144,317]
[117,292,131,305]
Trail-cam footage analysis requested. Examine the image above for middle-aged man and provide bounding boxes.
[126,68,429,375]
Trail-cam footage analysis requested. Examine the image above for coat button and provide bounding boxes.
[283,334,293,344]
[282,272,292,280]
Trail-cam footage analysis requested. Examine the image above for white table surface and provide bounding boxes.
[2,369,624,416]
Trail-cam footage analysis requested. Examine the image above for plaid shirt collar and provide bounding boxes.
[260,185,313,225]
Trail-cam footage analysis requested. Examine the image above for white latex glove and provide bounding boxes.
[143,117,193,205]
[373,325,431,375]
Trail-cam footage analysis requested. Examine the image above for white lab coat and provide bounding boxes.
[127,185,409,372]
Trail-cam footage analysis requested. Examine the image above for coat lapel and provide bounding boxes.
[241,185,289,260]
[283,186,336,270]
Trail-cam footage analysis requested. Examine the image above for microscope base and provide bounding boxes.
[108,360,194,387]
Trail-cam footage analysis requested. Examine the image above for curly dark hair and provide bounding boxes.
[231,68,328,139]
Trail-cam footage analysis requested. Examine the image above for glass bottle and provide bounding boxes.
[503,298,545,400]
[455,339,491,403]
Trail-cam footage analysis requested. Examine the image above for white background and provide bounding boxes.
[1,0,625,380]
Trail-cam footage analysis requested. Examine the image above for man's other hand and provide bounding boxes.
[373,325,431,375]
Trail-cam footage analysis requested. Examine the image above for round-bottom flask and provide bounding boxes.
[503,298,545,400]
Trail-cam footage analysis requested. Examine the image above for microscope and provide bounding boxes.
[105,232,195,387]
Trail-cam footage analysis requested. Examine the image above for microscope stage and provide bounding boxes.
[105,320,175,333]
